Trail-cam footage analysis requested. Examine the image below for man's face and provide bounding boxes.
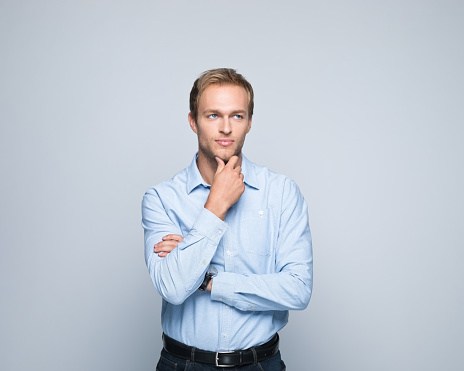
[189,84,252,164]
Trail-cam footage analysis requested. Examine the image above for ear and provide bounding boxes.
[246,117,252,133]
[188,112,198,134]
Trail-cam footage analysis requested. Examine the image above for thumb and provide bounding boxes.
[215,156,225,173]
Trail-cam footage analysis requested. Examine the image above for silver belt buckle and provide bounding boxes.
[215,351,235,367]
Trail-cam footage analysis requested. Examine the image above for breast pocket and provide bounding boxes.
[240,208,275,256]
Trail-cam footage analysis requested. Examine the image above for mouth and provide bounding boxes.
[216,139,234,147]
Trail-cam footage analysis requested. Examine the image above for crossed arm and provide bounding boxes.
[154,233,214,292]
[152,156,244,290]
[144,156,312,310]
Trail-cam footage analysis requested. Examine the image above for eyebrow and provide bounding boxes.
[202,109,247,115]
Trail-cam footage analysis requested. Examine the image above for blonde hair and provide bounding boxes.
[189,68,254,121]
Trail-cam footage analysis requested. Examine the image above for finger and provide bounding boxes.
[233,165,242,174]
[154,241,178,253]
[215,157,225,173]
[155,247,175,254]
[226,155,239,169]
[155,241,177,250]
[240,173,244,181]
[158,252,168,258]
[162,234,183,242]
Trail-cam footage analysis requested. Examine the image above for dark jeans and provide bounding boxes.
[156,348,286,371]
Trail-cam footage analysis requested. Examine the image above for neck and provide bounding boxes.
[196,151,243,185]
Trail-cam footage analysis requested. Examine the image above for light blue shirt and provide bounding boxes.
[142,154,313,351]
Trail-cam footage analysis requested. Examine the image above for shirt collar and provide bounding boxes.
[186,153,260,194]
[241,154,260,190]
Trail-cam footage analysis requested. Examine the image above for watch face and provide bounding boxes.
[207,266,218,277]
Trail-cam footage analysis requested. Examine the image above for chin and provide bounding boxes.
[218,152,239,164]
[200,146,241,164]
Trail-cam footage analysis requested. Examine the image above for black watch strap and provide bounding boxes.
[198,266,218,291]
[198,272,214,291]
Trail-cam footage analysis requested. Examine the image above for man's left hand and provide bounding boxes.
[154,234,183,257]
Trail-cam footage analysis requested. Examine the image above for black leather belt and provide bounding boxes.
[162,333,279,367]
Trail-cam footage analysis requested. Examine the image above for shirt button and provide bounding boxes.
[226,250,231,256]
[250,306,255,310]
[218,230,223,235]
[222,332,228,338]
[258,210,264,216]
[202,259,207,265]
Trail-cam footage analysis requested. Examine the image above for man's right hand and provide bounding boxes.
[204,156,245,220]
[154,234,183,257]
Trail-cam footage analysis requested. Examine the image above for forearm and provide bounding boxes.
[143,199,228,304]
[211,263,312,311]
[146,233,217,304]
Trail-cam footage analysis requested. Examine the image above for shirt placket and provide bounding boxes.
[219,217,234,350]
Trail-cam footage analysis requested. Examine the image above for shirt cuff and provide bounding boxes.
[210,272,236,306]
[190,208,229,245]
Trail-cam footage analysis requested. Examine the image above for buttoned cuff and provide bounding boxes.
[210,272,236,306]
[190,208,229,245]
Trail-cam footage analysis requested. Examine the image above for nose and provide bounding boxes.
[220,117,232,135]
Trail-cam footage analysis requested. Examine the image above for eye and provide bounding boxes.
[208,114,218,119]
[234,114,243,119]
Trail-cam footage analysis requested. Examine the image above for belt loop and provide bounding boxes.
[190,346,196,363]
[251,347,258,365]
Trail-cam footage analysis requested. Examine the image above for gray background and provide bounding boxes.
[1,1,463,370]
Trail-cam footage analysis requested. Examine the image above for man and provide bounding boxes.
[142,68,313,370]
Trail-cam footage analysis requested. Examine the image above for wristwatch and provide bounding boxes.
[198,265,218,291]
